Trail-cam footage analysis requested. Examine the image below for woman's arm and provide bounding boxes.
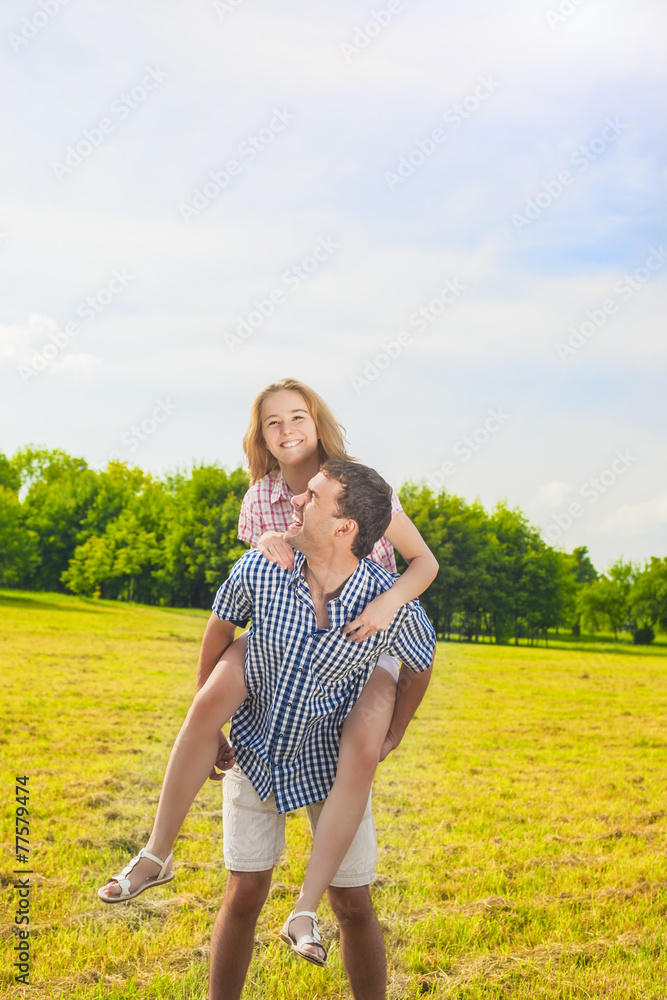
[382,510,439,608]
[342,511,439,641]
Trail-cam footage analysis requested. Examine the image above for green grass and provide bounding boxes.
[1,589,667,998]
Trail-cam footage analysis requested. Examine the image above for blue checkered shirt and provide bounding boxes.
[212,548,436,814]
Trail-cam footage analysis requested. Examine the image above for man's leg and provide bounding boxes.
[208,868,273,1000]
[327,884,386,1000]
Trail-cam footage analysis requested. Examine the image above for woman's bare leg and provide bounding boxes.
[99,633,249,899]
[286,665,397,960]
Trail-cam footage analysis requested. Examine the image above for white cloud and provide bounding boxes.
[599,494,667,536]
[0,313,63,364]
[0,322,23,363]
[55,353,103,381]
[538,481,573,507]
[1,0,665,572]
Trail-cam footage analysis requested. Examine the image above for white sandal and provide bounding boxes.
[280,909,327,967]
[98,848,174,903]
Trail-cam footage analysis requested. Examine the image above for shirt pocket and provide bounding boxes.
[309,629,384,689]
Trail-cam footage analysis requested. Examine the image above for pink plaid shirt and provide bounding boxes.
[238,470,402,572]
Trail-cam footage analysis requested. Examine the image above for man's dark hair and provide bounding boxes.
[321,460,393,559]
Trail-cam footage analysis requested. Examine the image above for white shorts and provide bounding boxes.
[375,652,399,681]
[222,765,377,887]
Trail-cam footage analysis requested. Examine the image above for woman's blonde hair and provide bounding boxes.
[243,378,354,485]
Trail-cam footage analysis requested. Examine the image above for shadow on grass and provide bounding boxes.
[0,593,105,614]
[153,606,210,619]
[439,634,667,658]
[0,589,209,619]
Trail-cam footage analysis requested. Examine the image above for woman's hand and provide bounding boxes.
[341,591,401,642]
[257,530,295,571]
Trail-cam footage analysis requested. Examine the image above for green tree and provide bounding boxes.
[107,508,163,602]
[450,499,494,643]
[566,546,598,635]
[60,463,248,608]
[0,451,21,492]
[570,546,598,585]
[628,556,667,640]
[62,479,170,602]
[579,559,636,639]
[0,486,39,586]
[487,502,534,644]
[398,486,490,640]
[78,460,149,538]
[158,464,248,607]
[61,534,114,597]
[15,448,99,591]
[523,545,577,645]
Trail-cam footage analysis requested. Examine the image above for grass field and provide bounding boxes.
[1,589,667,999]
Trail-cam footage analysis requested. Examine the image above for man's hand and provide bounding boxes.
[379,726,403,762]
[342,591,400,642]
[378,662,432,761]
[257,530,295,571]
[208,730,236,781]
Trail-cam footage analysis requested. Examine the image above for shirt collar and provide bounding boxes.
[269,471,293,505]
[288,550,370,610]
[288,550,308,588]
[337,558,374,610]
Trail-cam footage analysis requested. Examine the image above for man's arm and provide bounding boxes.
[196,612,239,691]
[197,613,243,779]
[379,661,433,761]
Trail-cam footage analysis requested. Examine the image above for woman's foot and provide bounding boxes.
[280,910,327,966]
[98,848,174,903]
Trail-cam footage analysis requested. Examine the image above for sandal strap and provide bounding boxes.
[285,910,322,943]
[137,848,173,879]
[105,848,174,897]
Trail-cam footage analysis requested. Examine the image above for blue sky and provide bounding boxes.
[1,0,665,573]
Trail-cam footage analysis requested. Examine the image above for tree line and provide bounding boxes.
[1,448,665,645]
[398,483,665,645]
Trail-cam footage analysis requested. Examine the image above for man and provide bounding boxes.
[199,460,436,999]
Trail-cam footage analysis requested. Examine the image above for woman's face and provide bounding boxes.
[260,390,319,466]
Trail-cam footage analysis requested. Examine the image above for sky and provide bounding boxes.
[1,0,665,574]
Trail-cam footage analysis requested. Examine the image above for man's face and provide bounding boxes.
[286,471,347,556]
